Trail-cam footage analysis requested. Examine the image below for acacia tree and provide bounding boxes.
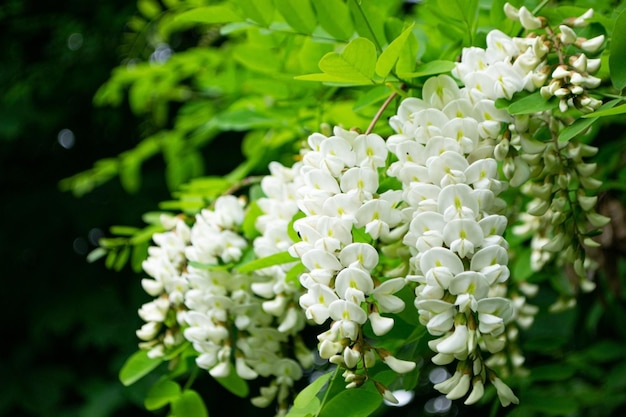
[66,0,626,416]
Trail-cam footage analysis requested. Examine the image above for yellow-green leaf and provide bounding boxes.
[296,37,377,85]
[375,23,415,78]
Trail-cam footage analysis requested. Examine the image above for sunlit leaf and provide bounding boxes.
[175,5,241,24]
[396,60,456,79]
[376,23,415,78]
[275,0,316,34]
[312,0,353,40]
[137,0,162,19]
[236,251,297,273]
[236,0,275,27]
[507,92,558,115]
[119,350,163,386]
[296,37,377,85]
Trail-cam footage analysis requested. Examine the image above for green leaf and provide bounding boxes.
[214,369,249,398]
[119,157,141,194]
[285,262,306,286]
[109,225,140,236]
[145,379,181,411]
[312,0,353,40]
[237,251,297,273]
[353,85,393,112]
[396,60,456,79]
[581,103,626,118]
[175,5,241,24]
[375,23,415,78]
[171,390,208,417]
[275,0,316,34]
[610,9,626,91]
[242,200,263,240]
[319,385,382,417]
[507,92,558,115]
[137,0,162,19]
[236,0,275,27]
[525,390,579,415]
[213,109,280,131]
[296,37,377,85]
[558,99,620,142]
[86,247,107,263]
[119,350,163,386]
[293,372,333,409]
[114,245,131,271]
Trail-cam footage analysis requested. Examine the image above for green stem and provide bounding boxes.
[532,0,551,16]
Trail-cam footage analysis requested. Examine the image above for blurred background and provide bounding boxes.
[1,1,171,415]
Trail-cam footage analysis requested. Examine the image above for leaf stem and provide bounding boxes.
[365,89,399,135]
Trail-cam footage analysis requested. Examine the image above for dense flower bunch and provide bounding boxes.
[136,196,310,413]
[130,4,610,413]
[494,4,609,299]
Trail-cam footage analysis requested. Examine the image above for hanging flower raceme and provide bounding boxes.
[287,126,414,398]
[386,71,518,405]
[137,216,191,359]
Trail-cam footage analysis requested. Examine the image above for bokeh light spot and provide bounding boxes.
[57,129,75,149]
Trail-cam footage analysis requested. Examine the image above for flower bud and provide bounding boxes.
[503,2,520,20]
[552,65,571,80]
[570,53,588,72]
[586,58,601,73]
[578,35,605,53]
[343,346,361,369]
[464,378,485,405]
[491,376,519,406]
[519,6,543,29]
[554,87,570,98]
[559,25,578,44]
[580,176,602,189]
[446,373,471,400]
[381,353,417,373]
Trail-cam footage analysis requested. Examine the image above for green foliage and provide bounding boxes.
[53,0,626,416]
[120,350,164,386]
[609,9,626,91]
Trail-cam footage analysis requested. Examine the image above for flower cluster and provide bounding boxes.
[386,70,519,405]
[288,127,415,397]
[493,5,609,297]
[137,196,309,413]
[130,4,611,413]
[137,216,191,358]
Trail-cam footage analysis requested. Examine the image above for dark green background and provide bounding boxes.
[1,1,170,415]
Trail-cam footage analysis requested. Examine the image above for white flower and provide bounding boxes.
[518,6,543,29]
[329,296,367,319]
[372,278,406,313]
[491,376,519,406]
[369,311,395,336]
[335,267,374,301]
[381,354,416,374]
